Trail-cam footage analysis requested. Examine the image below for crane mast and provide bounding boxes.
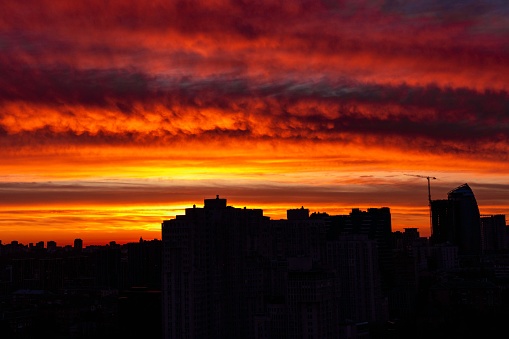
[404,174,437,235]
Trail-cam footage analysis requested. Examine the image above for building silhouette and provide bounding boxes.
[481,214,509,254]
[74,238,83,252]
[326,235,386,323]
[162,196,389,338]
[162,195,269,338]
[430,183,482,255]
[2,187,508,338]
[328,207,394,295]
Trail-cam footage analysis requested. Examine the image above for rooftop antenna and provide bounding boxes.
[404,174,437,235]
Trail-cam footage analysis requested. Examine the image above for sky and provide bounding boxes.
[1,0,508,246]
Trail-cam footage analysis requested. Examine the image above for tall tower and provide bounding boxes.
[161,196,269,339]
[431,183,481,255]
[328,207,393,296]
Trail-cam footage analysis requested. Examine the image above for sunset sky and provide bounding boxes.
[1,0,508,246]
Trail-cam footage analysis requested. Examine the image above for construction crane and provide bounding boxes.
[404,174,437,234]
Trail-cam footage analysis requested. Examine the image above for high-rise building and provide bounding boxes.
[47,240,57,252]
[286,270,338,338]
[126,238,162,289]
[162,195,269,339]
[481,214,508,254]
[328,207,394,294]
[431,183,482,255]
[73,238,83,252]
[430,199,450,244]
[162,197,391,338]
[326,235,387,323]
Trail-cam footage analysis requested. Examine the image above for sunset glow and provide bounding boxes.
[1,0,508,245]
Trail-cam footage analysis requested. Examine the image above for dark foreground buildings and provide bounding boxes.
[162,196,395,338]
[0,238,162,338]
[2,183,509,338]
[162,187,509,339]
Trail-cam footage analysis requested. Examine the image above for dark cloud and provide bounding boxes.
[0,63,151,106]
[0,178,478,208]
[1,179,506,226]
[1,61,507,161]
[2,1,507,68]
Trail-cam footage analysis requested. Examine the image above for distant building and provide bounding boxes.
[328,207,394,294]
[430,242,459,271]
[73,238,83,252]
[126,238,162,289]
[162,197,391,338]
[430,183,482,255]
[287,206,310,220]
[286,270,338,338]
[480,214,508,254]
[326,235,387,323]
[47,241,57,252]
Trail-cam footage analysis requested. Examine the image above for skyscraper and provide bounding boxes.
[162,197,391,338]
[73,238,83,252]
[161,196,269,339]
[328,207,394,294]
[431,183,482,255]
[480,214,508,253]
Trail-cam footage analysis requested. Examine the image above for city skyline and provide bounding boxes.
[1,1,508,245]
[1,186,505,247]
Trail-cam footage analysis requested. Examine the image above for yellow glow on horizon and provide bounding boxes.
[1,199,426,244]
[2,136,509,182]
